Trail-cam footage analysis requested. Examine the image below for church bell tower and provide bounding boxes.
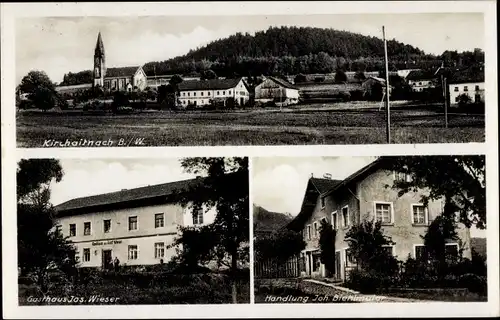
[93,32,106,87]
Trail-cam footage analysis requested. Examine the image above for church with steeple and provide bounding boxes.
[92,32,147,92]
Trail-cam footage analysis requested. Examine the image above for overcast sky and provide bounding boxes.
[252,156,486,238]
[16,13,484,84]
[50,158,196,206]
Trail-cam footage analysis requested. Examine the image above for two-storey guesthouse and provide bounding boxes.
[287,158,472,281]
[54,178,214,269]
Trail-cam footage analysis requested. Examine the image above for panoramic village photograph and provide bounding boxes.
[17,157,250,304]
[15,13,485,147]
[252,155,487,303]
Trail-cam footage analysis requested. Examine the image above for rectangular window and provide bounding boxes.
[193,208,204,225]
[346,249,356,264]
[412,204,427,225]
[445,243,459,257]
[208,92,211,96]
[331,211,337,230]
[154,242,165,259]
[83,248,90,262]
[217,91,220,95]
[201,92,204,96]
[193,92,196,96]
[306,225,312,240]
[375,202,392,224]
[128,245,138,260]
[454,87,459,92]
[69,224,76,237]
[320,197,326,209]
[155,213,164,228]
[463,86,468,92]
[394,171,411,182]
[414,244,426,260]
[129,216,138,231]
[187,92,190,96]
[183,92,186,96]
[313,222,319,237]
[475,85,480,91]
[103,219,111,233]
[84,222,91,235]
[223,91,225,96]
[342,206,349,228]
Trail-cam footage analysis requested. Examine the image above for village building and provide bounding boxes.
[254,76,300,106]
[405,70,437,92]
[447,65,485,106]
[54,178,215,269]
[396,68,421,79]
[177,77,250,107]
[361,76,393,97]
[287,158,472,281]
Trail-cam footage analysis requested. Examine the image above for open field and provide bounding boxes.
[16,102,485,147]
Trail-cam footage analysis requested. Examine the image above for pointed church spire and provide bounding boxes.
[95,31,105,57]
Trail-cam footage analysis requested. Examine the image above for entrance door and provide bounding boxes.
[240,97,244,106]
[102,250,112,270]
[475,93,481,103]
[335,251,342,280]
[307,252,312,276]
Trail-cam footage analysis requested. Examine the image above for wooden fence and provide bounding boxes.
[254,255,303,279]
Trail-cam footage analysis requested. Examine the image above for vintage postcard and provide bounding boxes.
[1,1,498,319]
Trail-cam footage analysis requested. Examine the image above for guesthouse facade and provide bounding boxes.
[55,178,215,269]
[287,158,472,281]
[255,76,300,106]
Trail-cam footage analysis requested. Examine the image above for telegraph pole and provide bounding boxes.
[383,26,391,143]
[444,77,448,128]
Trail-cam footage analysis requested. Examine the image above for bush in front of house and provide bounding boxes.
[345,269,396,294]
[349,89,365,101]
[458,273,487,295]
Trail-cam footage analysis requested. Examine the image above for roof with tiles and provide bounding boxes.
[177,78,243,91]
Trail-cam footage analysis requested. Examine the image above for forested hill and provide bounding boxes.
[143,26,437,77]
[253,205,293,235]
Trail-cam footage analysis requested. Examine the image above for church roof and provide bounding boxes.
[95,32,105,56]
[177,78,243,91]
[105,66,140,78]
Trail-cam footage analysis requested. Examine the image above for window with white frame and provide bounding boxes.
[193,208,204,225]
[394,170,412,183]
[103,219,111,233]
[155,213,164,228]
[313,222,319,237]
[412,204,427,225]
[463,86,468,92]
[69,224,76,237]
[331,211,337,230]
[375,202,393,224]
[83,248,90,262]
[306,225,312,240]
[129,216,138,231]
[83,222,91,235]
[320,197,326,209]
[342,206,349,228]
[128,245,138,260]
[414,244,426,260]
[345,248,356,264]
[154,242,165,259]
[454,87,459,92]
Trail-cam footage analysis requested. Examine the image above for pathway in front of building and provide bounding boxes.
[303,279,432,303]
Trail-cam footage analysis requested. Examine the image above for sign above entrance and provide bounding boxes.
[92,240,122,246]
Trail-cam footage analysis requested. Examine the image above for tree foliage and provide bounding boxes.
[345,220,398,275]
[17,159,77,295]
[201,69,218,80]
[169,157,249,303]
[254,229,305,263]
[18,71,59,111]
[381,156,486,229]
[60,70,93,86]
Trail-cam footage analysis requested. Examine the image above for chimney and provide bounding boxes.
[323,173,332,179]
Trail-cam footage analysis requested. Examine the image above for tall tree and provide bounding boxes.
[17,159,77,295]
[18,71,58,111]
[381,156,486,229]
[318,220,336,277]
[171,157,249,303]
